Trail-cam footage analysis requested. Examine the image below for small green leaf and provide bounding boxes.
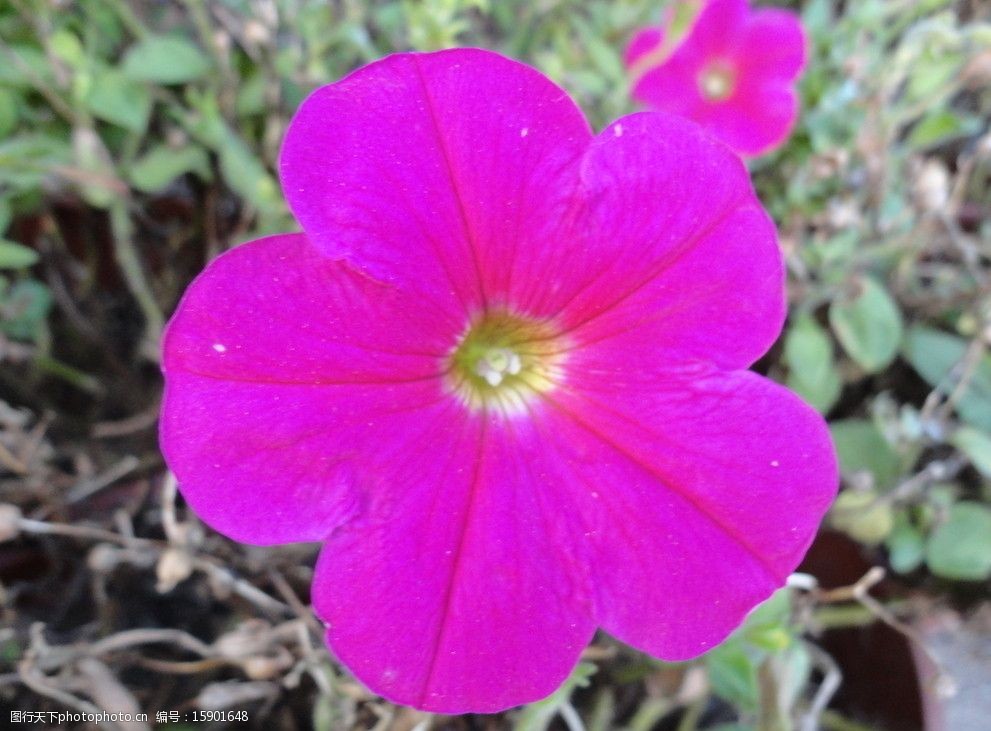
[743,589,793,652]
[72,127,117,209]
[926,502,991,581]
[235,71,267,117]
[829,276,903,373]
[1,279,52,341]
[49,29,86,69]
[0,45,51,87]
[705,641,759,711]
[311,694,335,731]
[909,110,983,149]
[0,88,20,138]
[215,133,282,215]
[0,240,39,269]
[906,49,962,102]
[84,69,152,132]
[0,135,73,191]
[0,198,12,232]
[903,326,991,431]
[784,315,842,413]
[830,419,901,490]
[886,515,925,574]
[122,36,211,84]
[513,662,596,731]
[950,427,991,478]
[128,145,211,192]
[777,642,813,713]
[830,490,894,545]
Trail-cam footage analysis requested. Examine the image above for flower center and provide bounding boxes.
[447,310,567,415]
[698,63,736,101]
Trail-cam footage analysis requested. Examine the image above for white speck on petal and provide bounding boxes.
[520,127,529,137]
[212,343,227,353]
[614,124,624,137]
[770,460,780,467]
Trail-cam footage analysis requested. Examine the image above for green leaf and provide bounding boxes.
[0,88,20,138]
[83,69,152,132]
[777,642,813,713]
[0,135,73,187]
[513,662,596,731]
[830,419,902,490]
[744,588,791,629]
[903,326,991,431]
[122,36,211,84]
[0,198,12,233]
[0,279,52,341]
[829,276,903,373]
[909,110,983,149]
[926,502,991,581]
[886,514,925,574]
[128,145,211,192]
[184,89,281,217]
[0,240,39,269]
[72,127,117,209]
[311,694,335,731]
[830,490,894,545]
[705,641,759,711]
[0,45,51,87]
[950,427,991,478]
[906,49,962,102]
[215,133,282,215]
[784,315,842,413]
[49,29,86,69]
[235,71,267,117]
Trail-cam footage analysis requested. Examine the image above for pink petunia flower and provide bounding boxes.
[626,0,807,156]
[161,48,836,713]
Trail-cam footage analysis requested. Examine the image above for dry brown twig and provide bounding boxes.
[799,568,956,700]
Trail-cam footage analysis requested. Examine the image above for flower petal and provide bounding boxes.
[738,9,807,81]
[162,374,451,544]
[540,370,837,659]
[279,48,592,315]
[312,417,595,713]
[705,82,800,156]
[625,26,665,67]
[161,233,460,544]
[553,112,783,371]
[631,50,706,120]
[681,0,749,57]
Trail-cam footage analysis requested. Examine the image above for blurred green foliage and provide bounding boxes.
[1,0,990,728]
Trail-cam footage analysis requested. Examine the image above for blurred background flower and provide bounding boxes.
[626,0,806,156]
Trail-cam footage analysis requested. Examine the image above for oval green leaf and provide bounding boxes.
[0,240,39,269]
[926,502,991,581]
[122,36,211,84]
[829,275,903,373]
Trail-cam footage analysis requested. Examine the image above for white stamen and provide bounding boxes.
[506,352,522,375]
[474,347,521,389]
[700,66,734,100]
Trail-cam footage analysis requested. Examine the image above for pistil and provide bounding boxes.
[447,310,567,415]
